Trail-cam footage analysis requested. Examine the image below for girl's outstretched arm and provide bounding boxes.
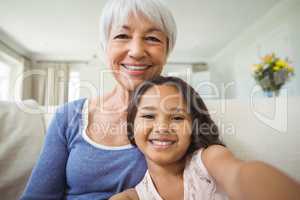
[109,189,139,200]
[202,145,300,200]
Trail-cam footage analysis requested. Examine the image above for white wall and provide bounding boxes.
[76,61,116,99]
[210,0,300,99]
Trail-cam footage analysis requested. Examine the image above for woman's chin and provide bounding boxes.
[117,77,145,91]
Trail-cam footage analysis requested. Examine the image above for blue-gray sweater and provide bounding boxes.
[20,98,147,200]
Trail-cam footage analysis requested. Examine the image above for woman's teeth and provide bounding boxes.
[122,64,149,70]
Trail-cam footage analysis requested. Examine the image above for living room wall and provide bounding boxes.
[209,0,300,99]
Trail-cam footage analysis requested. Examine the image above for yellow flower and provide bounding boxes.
[275,59,288,68]
[273,66,280,71]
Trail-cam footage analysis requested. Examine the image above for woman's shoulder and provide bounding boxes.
[55,98,87,115]
[52,98,87,129]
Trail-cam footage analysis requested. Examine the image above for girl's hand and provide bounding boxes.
[202,145,300,200]
[109,188,139,200]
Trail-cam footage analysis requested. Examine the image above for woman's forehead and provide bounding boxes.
[111,12,164,33]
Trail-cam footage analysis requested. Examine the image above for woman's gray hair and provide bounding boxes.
[99,0,177,56]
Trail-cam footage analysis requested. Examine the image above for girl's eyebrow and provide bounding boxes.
[139,106,157,111]
[139,106,186,113]
[168,107,186,112]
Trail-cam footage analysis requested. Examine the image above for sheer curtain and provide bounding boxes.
[0,40,25,101]
[32,62,70,106]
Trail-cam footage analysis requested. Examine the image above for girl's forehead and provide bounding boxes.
[138,85,187,110]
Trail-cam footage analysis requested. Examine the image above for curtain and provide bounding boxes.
[32,62,70,106]
[22,58,33,100]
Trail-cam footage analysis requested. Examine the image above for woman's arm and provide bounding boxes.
[202,145,300,200]
[109,189,139,200]
[20,105,70,200]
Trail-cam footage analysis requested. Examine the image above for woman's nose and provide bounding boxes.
[128,39,146,60]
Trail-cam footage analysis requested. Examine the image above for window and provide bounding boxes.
[68,70,80,102]
[0,61,11,100]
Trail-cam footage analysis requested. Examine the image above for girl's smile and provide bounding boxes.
[148,134,178,150]
[133,84,192,165]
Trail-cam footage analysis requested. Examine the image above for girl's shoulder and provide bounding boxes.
[184,147,229,199]
[109,189,139,200]
[201,145,236,168]
[185,145,234,184]
[185,148,211,178]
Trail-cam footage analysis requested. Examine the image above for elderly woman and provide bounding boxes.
[20,0,176,199]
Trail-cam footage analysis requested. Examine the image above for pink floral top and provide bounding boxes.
[135,149,228,200]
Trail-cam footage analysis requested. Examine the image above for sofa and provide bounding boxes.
[1,97,300,200]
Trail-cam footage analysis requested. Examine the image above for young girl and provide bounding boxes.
[110,76,300,200]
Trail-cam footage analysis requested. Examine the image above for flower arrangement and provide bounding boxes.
[252,53,295,96]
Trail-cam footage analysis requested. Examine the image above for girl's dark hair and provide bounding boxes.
[127,76,225,154]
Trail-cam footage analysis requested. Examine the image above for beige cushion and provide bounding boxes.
[0,100,45,200]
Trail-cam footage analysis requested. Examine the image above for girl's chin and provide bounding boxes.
[147,154,177,166]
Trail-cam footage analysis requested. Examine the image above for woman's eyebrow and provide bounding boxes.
[145,28,163,34]
[121,25,130,30]
[119,25,162,34]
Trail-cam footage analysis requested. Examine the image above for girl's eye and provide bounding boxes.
[145,36,161,42]
[141,114,155,119]
[171,116,185,121]
[114,34,130,40]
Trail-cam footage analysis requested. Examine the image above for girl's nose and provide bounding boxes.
[154,122,170,134]
[128,39,146,60]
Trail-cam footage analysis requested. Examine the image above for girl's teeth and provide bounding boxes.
[151,140,173,146]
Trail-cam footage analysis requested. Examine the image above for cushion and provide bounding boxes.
[0,100,45,200]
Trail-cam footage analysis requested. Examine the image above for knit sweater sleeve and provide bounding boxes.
[20,102,76,200]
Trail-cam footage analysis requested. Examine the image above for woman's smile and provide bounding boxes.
[121,64,152,76]
[106,13,168,90]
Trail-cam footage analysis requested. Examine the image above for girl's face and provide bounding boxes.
[106,13,168,91]
[133,85,192,166]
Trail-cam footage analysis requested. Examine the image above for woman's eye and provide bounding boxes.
[141,114,155,119]
[114,34,129,39]
[145,36,161,42]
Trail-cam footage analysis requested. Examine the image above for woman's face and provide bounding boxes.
[133,85,192,166]
[106,14,168,91]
